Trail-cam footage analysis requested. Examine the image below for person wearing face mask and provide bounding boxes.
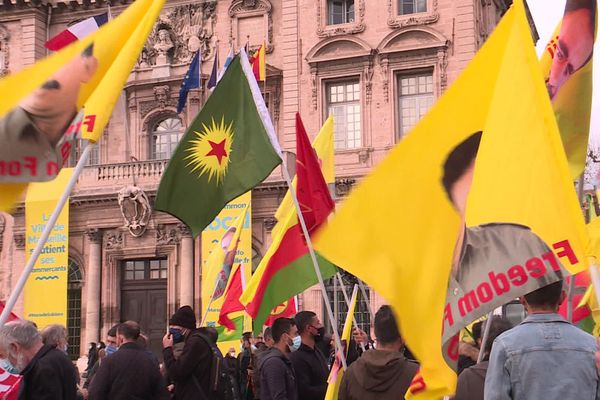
[104,324,119,357]
[238,331,253,397]
[0,320,78,400]
[162,305,212,400]
[257,318,299,400]
[289,311,329,400]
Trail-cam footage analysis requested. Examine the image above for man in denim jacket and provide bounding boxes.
[485,279,600,400]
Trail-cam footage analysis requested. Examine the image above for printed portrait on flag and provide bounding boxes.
[212,226,240,300]
[439,130,572,369]
[546,0,596,100]
[0,44,98,183]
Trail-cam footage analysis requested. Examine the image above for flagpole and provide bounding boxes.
[280,157,348,371]
[0,142,95,326]
[568,175,586,322]
[476,311,493,364]
[335,276,366,352]
[200,278,221,327]
[357,279,375,320]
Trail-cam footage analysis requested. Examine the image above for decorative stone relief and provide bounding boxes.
[380,57,390,103]
[139,100,178,120]
[104,230,124,250]
[118,186,152,238]
[13,233,25,250]
[316,0,366,38]
[177,223,192,238]
[0,25,9,77]
[387,0,439,29]
[437,48,449,92]
[310,65,318,110]
[139,2,217,67]
[229,0,274,53]
[156,224,179,245]
[263,217,277,232]
[364,60,374,104]
[153,85,171,108]
[84,228,102,244]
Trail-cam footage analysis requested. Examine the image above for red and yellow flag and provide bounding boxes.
[251,43,266,81]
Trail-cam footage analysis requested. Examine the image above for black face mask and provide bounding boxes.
[313,327,325,343]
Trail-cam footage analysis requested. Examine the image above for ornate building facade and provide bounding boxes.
[0,0,518,359]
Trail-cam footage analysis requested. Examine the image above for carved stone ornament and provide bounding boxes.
[263,217,277,232]
[156,224,179,245]
[380,56,390,103]
[388,0,439,29]
[177,223,192,238]
[139,2,217,67]
[84,228,102,244]
[104,230,124,250]
[364,60,374,104]
[229,0,274,53]
[335,178,356,198]
[153,85,171,108]
[14,233,25,250]
[316,0,366,38]
[139,100,179,120]
[118,186,152,238]
[0,24,9,77]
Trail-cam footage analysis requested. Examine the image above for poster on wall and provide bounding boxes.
[24,168,72,329]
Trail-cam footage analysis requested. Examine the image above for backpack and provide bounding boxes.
[195,332,241,400]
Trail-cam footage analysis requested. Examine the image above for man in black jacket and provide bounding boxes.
[258,318,299,400]
[289,311,329,400]
[0,320,77,400]
[88,321,167,400]
[162,305,212,400]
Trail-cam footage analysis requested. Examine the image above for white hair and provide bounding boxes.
[0,321,42,351]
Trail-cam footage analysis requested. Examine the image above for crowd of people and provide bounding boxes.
[0,279,600,399]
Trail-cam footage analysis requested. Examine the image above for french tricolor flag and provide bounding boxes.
[45,12,109,51]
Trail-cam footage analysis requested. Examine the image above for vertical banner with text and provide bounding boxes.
[24,168,72,329]
[201,192,252,352]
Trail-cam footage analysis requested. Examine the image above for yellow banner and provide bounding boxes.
[201,192,252,352]
[24,168,72,329]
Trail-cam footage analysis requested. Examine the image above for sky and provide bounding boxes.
[527,0,599,145]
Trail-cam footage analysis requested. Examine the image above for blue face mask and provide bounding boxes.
[169,328,184,344]
[289,335,301,352]
[105,345,118,357]
[1,358,19,374]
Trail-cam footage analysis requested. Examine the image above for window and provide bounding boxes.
[324,272,371,334]
[68,139,100,167]
[151,117,183,160]
[399,0,427,15]
[123,259,168,281]
[67,258,82,360]
[397,73,434,138]
[328,0,355,25]
[326,80,361,149]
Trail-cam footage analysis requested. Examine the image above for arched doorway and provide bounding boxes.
[67,258,83,360]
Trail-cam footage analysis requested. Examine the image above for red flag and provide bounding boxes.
[218,265,244,331]
[264,297,297,327]
[0,366,21,400]
[0,302,20,323]
[295,113,335,233]
[251,43,266,81]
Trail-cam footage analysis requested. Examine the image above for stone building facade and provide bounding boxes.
[0,0,515,359]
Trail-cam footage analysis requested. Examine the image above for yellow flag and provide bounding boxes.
[314,0,588,398]
[540,0,596,179]
[0,0,164,209]
[324,285,358,400]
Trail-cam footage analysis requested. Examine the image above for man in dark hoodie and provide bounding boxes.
[258,318,299,400]
[339,305,418,400]
[453,316,512,400]
[162,305,212,400]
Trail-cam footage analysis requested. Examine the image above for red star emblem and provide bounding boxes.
[205,139,228,165]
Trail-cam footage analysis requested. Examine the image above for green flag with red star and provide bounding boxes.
[155,51,282,237]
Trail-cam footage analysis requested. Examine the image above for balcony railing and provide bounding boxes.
[96,160,167,182]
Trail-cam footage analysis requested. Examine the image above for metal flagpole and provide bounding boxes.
[476,311,493,364]
[335,275,366,352]
[357,278,375,320]
[0,141,95,326]
[568,175,586,322]
[279,156,348,370]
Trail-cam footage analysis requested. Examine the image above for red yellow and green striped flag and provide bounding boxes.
[240,114,337,333]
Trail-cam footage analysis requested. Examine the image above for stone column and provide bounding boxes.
[178,225,194,307]
[84,229,102,345]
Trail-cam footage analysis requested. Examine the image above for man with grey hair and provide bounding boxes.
[0,320,77,399]
[41,324,69,353]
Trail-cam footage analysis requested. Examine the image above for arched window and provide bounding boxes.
[67,258,83,360]
[324,271,371,334]
[151,117,183,159]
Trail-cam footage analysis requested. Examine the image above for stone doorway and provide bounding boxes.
[120,259,168,361]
